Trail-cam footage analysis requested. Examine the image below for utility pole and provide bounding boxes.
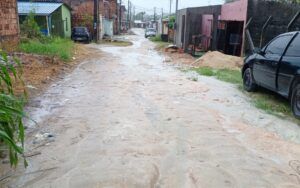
[94,0,99,42]
[133,6,136,22]
[169,0,172,16]
[119,0,122,33]
[141,12,145,22]
[174,0,179,45]
[129,2,132,28]
[154,7,156,22]
[169,0,172,42]
[116,0,119,34]
[154,7,157,30]
[161,8,164,34]
[127,0,130,29]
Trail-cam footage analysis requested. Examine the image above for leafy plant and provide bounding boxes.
[0,51,27,167]
[82,13,94,28]
[20,11,42,39]
[168,16,176,29]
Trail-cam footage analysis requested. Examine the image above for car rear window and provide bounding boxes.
[285,35,300,57]
[265,35,292,55]
[74,28,85,33]
[147,29,156,32]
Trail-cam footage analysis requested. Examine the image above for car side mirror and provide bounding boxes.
[253,47,264,55]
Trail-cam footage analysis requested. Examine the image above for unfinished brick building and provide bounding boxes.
[62,0,118,35]
[0,0,19,51]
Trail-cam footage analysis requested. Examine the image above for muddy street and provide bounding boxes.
[3,29,300,187]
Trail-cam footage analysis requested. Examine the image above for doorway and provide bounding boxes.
[224,21,244,56]
[181,15,186,46]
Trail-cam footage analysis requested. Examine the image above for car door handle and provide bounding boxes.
[271,62,279,66]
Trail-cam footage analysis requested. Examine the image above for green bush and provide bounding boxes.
[149,35,162,42]
[20,11,41,39]
[19,37,74,61]
[168,16,176,29]
[0,51,27,167]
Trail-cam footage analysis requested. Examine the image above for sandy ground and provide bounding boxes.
[12,44,100,97]
[1,29,300,187]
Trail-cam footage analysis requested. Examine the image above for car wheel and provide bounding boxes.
[291,84,300,118]
[243,67,257,92]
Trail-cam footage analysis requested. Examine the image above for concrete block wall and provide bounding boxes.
[0,0,19,51]
[247,0,300,50]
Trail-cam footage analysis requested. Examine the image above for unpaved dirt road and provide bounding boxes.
[3,29,300,187]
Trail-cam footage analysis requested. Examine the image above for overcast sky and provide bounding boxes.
[127,0,225,14]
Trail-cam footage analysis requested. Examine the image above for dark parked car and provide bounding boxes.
[242,31,300,118]
[71,27,92,43]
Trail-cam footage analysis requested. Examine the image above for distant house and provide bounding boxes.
[174,6,221,52]
[158,19,169,42]
[0,0,19,50]
[18,1,72,38]
[134,20,146,28]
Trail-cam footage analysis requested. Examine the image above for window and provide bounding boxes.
[65,18,68,32]
[265,35,292,55]
[285,35,300,57]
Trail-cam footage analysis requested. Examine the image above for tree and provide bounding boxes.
[20,11,41,39]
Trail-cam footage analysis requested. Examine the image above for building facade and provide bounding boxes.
[18,2,72,38]
[174,6,222,52]
[24,0,120,37]
[175,0,300,56]
[0,0,19,51]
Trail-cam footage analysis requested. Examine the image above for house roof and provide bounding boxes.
[134,20,145,24]
[18,2,64,16]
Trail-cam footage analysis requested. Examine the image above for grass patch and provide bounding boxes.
[192,66,292,117]
[194,67,242,85]
[250,90,291,117]
[215,69,242,85]
[149,35,162,42]
[149,36,171,51]
[194,67,215,76]
[19,37,74,61]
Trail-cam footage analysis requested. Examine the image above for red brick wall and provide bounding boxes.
[62,0,118,34]
[0,0,19,51]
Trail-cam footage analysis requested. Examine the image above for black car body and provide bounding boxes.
[71,27,92,43]
[242,31,300,117]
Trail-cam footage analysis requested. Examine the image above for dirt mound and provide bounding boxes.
[192,51,243,70]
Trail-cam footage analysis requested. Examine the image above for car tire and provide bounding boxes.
[291,84,300,118]
[243,67,257,92]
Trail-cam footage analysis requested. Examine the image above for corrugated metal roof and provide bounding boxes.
[18,2,63,16]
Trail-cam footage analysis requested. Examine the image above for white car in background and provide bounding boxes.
[145,28,157,38]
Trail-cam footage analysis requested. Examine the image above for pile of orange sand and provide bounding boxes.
[192,51,243,70]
